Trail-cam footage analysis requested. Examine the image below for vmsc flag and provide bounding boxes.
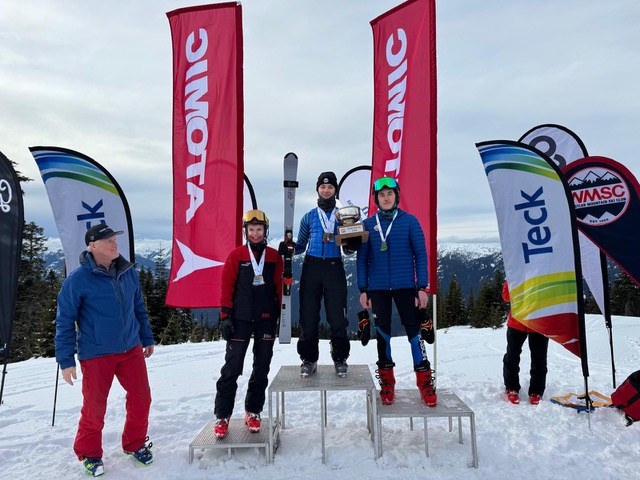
[478,141,587,364]
[0,151,24,356]
[520,124,610,321]
[370,0,437,292]
[564,156,640,288]
[167,3,243,308]
[30,147,134,275]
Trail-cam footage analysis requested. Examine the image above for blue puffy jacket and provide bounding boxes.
[357,209,428,291]
[55,252,154,369]
[294,207,341,259]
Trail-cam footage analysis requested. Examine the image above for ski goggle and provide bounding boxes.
[242,209,269,225]
[373,177,399,191]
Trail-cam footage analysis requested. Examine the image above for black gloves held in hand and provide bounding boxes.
[417,307,435,344]
[218,310,235,341]
[356,309,371,346]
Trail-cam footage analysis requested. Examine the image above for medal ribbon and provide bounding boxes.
[316,207,337,234]
[247,244,265,277]
[375,211,397,247]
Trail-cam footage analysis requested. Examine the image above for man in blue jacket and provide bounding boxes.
[55,224,155,477]
[293,172,350,378]
[357,177,436,407]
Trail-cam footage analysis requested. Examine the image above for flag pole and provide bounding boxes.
[52,364,60,426]
[0,344,8,405]
[599,251,616,388]
[432,294,438,389]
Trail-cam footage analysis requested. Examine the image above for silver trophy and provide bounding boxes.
[335,206,369,253]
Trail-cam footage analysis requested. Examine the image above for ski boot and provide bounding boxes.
[376,365,396,405]
[416,369,437,407]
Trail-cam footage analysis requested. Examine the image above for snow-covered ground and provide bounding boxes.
[1,315,639,479]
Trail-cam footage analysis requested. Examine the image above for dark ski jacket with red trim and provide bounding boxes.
[220,244,283,323]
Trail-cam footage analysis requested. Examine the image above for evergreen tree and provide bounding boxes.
[11,222,51,361]
[443,275,465,327]
[465,289,476,325]
[470,276,504,329]
[32,269,61,357]
[583,291,599,315]
[146,249,173,341]
[610,272,640,316]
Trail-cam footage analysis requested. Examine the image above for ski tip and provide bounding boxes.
[284,152,298,159]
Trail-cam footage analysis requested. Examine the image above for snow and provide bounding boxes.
[2,315,639,479]
[437,242,501,260]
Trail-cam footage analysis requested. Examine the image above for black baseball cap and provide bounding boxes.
[85,224,123,245]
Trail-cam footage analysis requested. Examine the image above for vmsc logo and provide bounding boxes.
[567,167,629,226]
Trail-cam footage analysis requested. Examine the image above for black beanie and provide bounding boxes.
[316,171,338,191]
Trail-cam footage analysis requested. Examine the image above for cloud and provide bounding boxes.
[2,0,640,244]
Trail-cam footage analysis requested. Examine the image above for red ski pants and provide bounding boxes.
[73,345,152,460]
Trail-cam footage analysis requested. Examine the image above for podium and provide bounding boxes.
[188,418,272,463]
[267,364,379,463]
[376,389,478,468]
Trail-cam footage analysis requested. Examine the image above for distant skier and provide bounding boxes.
[356,177,435,407]
[55,224,155,477]
[289,172,350,378]
[502,281,549,405]
[214,210,283,439]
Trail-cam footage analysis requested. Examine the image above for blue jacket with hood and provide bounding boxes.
[356,208,428,292]
[55,251,154,369]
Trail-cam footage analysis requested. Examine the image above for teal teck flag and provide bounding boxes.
[0,150,24,357]
[30,147,134,275]
[477,140,587,372]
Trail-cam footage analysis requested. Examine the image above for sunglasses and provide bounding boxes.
[373,177,398,191]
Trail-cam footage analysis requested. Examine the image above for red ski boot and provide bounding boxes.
[506,390,520,404]
[244,412,261,432]
[376,367,396,405]
[416,369,437,407]
[214,418,229,439]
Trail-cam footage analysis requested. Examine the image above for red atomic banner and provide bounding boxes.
[166,3,244,307]
[370,0,437,292]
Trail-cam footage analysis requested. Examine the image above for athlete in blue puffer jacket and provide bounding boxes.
[357,177,436,408]
[290,172,350,378]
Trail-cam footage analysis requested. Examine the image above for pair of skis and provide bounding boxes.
[279,152,298,344]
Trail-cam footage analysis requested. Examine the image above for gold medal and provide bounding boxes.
[253,275,265,286]
[380,241,387,252]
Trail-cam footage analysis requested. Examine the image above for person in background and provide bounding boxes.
[287,172,350,378]
[356,177,436,407]
[55,224,155,477]
[214,210,283,439]
[502,281,549,405]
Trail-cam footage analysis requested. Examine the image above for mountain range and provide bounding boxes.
[43,239,504,329]
[43,239,503,298]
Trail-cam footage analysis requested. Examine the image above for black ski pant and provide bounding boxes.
[503,326,549,396]
[297,256,350,363]
[369,289,430,371]
[214,320,276,418]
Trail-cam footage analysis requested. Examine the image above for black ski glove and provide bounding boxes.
[218,310,235,341]
[417,307,434,344]
[356,309,371,346]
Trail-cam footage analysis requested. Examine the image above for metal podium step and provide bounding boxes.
[189,418,271,463]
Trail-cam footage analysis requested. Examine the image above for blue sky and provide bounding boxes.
[1,0,639,242]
